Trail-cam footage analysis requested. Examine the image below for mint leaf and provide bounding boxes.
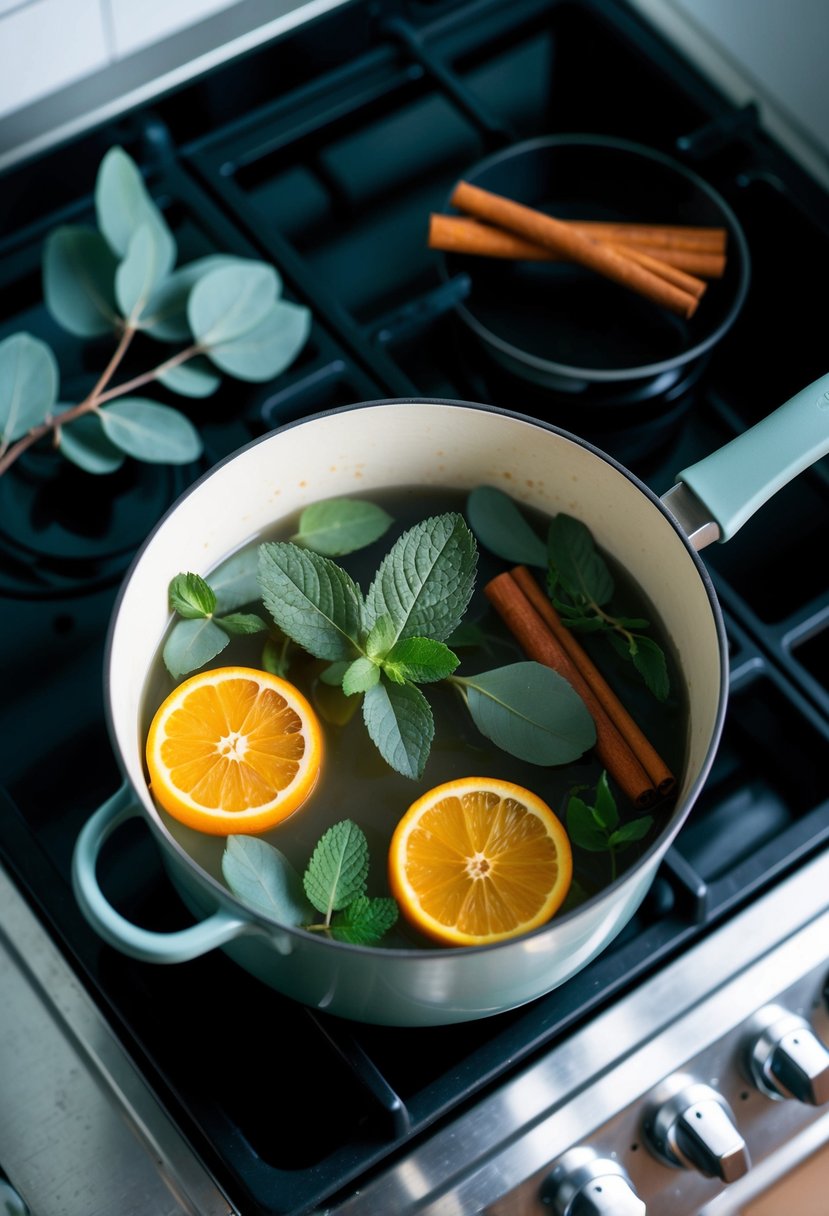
[466,485,548,567]
[592,770,619,832]
[162,617,229,677]
[303,820,369,919]
[365,512,477,646]
[292,498,393,556]
[548,514,615,606]
[319,660,350,686]
[362,678,434,779]
[222,835,312,925]
[631,635,670,701]
[331,896,399,945]
[460,661,596,765]
[365,614,397,661]
[342,657,381,695]
[382,637,459,685]
[258,541,364,661]
[566,796,610,852]
[609,817,654,847]
[217,612,267,636]
[169,571,215,619]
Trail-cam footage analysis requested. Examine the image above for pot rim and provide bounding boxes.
[103,397,730,958]
[437,132,752,385]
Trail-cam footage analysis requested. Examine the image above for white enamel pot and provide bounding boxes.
[72,376,829,1026]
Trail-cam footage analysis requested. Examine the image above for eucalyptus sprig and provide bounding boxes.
[221,821,398,945]
[467,485,669,701]
[258,511,595,779]
[565,771,654,882]
[0,145,310,478]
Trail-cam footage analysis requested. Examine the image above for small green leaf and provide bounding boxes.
[631,635,670,701]
[548,514,615,606]
[0,333,59,443]
[141,254,247,341]
[362,678,434,779]
[365,614,397,661]
[95,146,176,276]
[382,637,459,685]
[319,660,351,686]
[217,612,267,636]
[293,497,394,556]
[162,617,229,678]
[445,621,490,650]
[203,299,311,383]
[157,356,221,398]
[365,512,477,646]
[466,485,548,567]
[330,896,399,945]
[609,816,654,848]
[462,661,595,765]
[303,820,369,919]
[566,797,611,852]
[42,226,119,337]
[169,571,215,619]
[115,224,171,321]
[222,835,312,925]
[97,397,202,464]
[342,657,381,695]
[559,616,606,633]
[210,546,260,613]
[592,770,619,832]
[261,634,291,678]
[56,409,125,474]
[188,261,279,347]
[258,541,364,661]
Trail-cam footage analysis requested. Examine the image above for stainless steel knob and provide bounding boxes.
[747,1005,829,1105]
[542,1147,646,1215]
[646,1081,750,1182]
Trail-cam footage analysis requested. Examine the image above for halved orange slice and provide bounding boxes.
[388,776,572,946]
[145,666,323,835]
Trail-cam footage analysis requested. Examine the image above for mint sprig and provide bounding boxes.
[162,571,267,678]
[565,771,653,881]
[221,822,398,946]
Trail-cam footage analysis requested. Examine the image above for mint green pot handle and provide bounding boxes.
[72,783,250,963]
[676,371,829,542]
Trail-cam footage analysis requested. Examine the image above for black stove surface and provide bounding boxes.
[1,2,827,1214]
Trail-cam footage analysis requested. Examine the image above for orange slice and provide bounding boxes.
[145,666,323,835]
[388,777,572,946]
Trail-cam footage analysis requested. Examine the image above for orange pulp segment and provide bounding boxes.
[388,776,572,946]
[145,666,323,835]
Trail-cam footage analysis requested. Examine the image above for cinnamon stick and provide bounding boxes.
[511,565,676,798]
[484,570,658,809]
[450,181,700,319]
[571,220,727,254]
[428,214,726,278]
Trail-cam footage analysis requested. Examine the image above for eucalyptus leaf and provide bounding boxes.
[461,661,596,765]
[95,146,176,276]
[188,261,279,346]
[218,612,267,636]
[365,512,477,646]
[548,514,615,606]
[0,333,59,443]
[466,485,548,567]
[330,895,398,945]
[362,678,434,779]
[141,254,246,341]
[55,409,125,474]
[292,497,394,556]
[258,541,364,661]
[169,572,215,619]
[222,835,312,925]
[203,299,311,382]
[382,637,459,685]
[163,617,229,678]
[303,819,369,918]
[157,356,221,398]
[98,397,202,464]
[210,546,261,613]
[342,658,381,695]
[115,224,171,322]
[42,226,119,337]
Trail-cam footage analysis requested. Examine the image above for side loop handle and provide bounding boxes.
[71,783,250,963]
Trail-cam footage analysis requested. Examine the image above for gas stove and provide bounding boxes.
[1,2,828,1215]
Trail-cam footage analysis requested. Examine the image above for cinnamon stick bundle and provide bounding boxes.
[449,180,701,319]
[484,567,676,809]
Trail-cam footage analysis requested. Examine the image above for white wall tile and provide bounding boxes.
[0,0,109,119]
[107,0,244,58]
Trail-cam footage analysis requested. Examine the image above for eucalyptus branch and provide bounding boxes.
[94,342,202,404]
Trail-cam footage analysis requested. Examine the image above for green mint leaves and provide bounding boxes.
[221,821,398,946]
[467,485,670,701]
[162,571,267,678]
[258,543,365,661]
[566,771,653,881]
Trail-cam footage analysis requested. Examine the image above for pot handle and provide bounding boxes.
[72,783,250,963]
[671,370,829,543]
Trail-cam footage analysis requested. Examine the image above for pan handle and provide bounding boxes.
[670,371,829,545]
[72,783,251,963]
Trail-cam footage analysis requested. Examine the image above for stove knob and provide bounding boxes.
[747,1005,829,1105]
[541,1147,646,1215]
[645,1082,750,1182]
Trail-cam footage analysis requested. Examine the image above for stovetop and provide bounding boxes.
[0,2,827,1215]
